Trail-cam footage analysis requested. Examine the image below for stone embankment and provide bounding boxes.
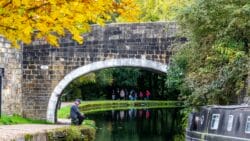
[0,124,67,141]
[0,123,95,141]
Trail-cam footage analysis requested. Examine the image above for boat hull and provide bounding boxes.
[186,105,250,141]
[186,130,250,141]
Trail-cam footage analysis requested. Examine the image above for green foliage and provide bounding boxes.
[47,124,96,141]
[62,73,96,100]
[112,68,140,87]
[165,46,192,100]
[136,0,193,21]
[189,43,247,105]
[171,107,191,141]
[65,127,82,141]
[95,69,113,86]
[0,114,50,125]
[178,0,250,47]
[179,108,192,129]
[24,134,33,141]
[173,134,185,141]
[166,0,250,106]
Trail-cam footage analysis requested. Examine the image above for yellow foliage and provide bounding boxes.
[136,0,193,21]
[0,0,139,48]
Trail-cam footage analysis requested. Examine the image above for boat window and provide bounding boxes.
[210,114,220,130]
[245,116,250,133]
[200,115,204,125]
[227,115,234,132]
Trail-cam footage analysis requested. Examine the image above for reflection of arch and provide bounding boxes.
[47,59,168,122]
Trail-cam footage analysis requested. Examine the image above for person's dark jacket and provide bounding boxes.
[70,104,82,119]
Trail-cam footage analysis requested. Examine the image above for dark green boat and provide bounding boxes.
[186,105,250,141]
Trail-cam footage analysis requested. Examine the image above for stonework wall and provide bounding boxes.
[22,22,183,120]
[0,37,22,115]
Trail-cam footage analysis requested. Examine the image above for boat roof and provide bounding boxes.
[201,104,250,110]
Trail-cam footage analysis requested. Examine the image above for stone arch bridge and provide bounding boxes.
[1,22,184,122]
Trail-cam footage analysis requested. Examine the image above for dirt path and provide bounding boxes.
[0,124,68,141]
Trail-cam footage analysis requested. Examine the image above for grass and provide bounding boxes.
[0,114,50,125]
[47,122,96,141]
[58,100,183,118]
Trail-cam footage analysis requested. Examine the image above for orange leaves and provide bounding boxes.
[114,0,140,22]
[0,0,139,48]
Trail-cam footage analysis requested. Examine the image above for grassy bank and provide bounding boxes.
[58,100,182,118]
[0,114,50,125]
[46,120,96,141]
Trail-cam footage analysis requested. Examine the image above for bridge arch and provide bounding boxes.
[47,58,168,122]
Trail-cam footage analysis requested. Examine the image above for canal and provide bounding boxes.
[87,108,184,141]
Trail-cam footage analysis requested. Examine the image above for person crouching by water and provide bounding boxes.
[70,99,85,125]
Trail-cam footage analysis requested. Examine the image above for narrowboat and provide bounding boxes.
[186,105,250,141]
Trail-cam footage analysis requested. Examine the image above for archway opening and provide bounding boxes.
[56,67,169,123]
[61,67,167,101]
[47,59,168,123]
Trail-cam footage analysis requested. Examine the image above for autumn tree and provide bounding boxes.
[0,0,139,47]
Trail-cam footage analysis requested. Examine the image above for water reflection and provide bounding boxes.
[87,108,184,141]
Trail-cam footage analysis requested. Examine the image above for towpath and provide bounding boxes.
[0,102,73,141]
[0,124,69,141]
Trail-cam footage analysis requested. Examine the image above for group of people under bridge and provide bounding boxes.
[111,88,151,100]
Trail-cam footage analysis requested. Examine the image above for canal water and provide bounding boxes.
[87,108,184,141]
